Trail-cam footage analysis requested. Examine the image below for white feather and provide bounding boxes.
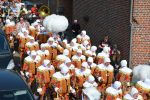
[82,87,101,100]
[43,14,68,33]
[132,64,150,83]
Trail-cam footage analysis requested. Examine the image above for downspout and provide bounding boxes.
[129,0,134,68]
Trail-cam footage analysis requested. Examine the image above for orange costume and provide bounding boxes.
[94,62,114,93]
[51,67,75,100]
[72,49,86,69]
[105,81,122,100]
[74,62,91,98]
[136,79,150,100]
[25,39,39,53]
[23,54,42,75]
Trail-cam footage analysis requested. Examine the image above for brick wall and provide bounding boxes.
[130,0,150,67]
[73,0,131,62]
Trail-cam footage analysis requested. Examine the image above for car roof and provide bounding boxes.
[0,70,28,91]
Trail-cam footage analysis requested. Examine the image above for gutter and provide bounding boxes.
[129,0,134,68]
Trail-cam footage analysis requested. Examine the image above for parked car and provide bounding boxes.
[0,29,15,69]
[0,70,34,100]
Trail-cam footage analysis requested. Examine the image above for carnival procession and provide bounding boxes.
[0,0,150,100]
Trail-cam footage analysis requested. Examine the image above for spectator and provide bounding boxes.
[25,10,33,24]
[15,0,22,17]
[99,35,111,52]
[31,4,38,16]
[110,44,121,66]
[16,17,29,33]
[10,3,18,17]
[2,0,9,7]
[71,19,81,37]
[6,11,16,22]
[20,3,28,15]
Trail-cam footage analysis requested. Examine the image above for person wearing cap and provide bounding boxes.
[29,22,40,38]
[96,46,110,64]
[17,28,31,64]
[74,62,91,99]
[72,49,86,69]
[116,60,132,94]
[23,50,42,86]
[83,75,98,88]
[30,21,40,37]
[123,87,143,100]
[34,21,41,39]
[20,3,28,15]
[90,45,97,57]
[61,40,73,58]
[51,66,75,100]
[77,30,91,45]
[37,43,50,62]
[60,58,75,76]
[69,38,78,56]
[87,57,97,75]
[62,39,68,48]
[4,18,15,37]
[47,37,64,60]
[84,49,93,58]
[29,25,36,37]
[136,79,150,99]
[94,57,114,93]
[85,45,97,61]
[82,40,91,50]
[105,81,122,100]
[36,60,55,98]
[45,37,58,60]
[37,26,49,44]
[25,36,39,53]
[76,34,82,44]
[55,49,70,69]
[77,43,86,54]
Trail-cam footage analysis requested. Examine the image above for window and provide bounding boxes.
[0,90,33,100]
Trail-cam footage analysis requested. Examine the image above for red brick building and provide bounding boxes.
[130,0,150,67]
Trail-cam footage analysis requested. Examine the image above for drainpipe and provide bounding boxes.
[129,0,134,68]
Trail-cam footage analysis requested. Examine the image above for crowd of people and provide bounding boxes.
[1,0,150,100]
[0,0,39,28]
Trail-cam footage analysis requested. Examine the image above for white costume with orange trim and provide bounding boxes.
[105,81,122,100]
[136,79,150,100]
[51,67,75,99]
[25,41,39,52]
[97,46,110,64]
[23,54,41,75]
[75,67,91,88]
[37,50,50,61]
[37,60,55,84]
[123,87,143,100]
[96,63,114,85]
[72,55,86,69]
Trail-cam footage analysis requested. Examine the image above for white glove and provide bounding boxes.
[25,72,30,78]
[70,87,76,94]
[20,71,24,76]
[98,77,102,82]
[37,88,42,93]
[92,82,98,87]
[55,87,59,92]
